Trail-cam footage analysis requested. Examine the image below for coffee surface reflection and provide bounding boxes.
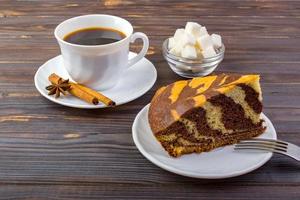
[63,27,126,45]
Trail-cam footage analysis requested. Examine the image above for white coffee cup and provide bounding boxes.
[54,14,149,90]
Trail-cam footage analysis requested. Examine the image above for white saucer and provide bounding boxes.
[132,104,277,179]
[34,52,157,109]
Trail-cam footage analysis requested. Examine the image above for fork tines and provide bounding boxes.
[235,138,300,161]
[235,138,288,153]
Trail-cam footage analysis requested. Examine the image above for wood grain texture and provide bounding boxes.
[0,0,300,199]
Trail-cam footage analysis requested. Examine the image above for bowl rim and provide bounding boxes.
[162,38,225,63]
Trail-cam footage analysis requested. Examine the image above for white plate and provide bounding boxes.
[132,104,277,179]
[34,52,157,109]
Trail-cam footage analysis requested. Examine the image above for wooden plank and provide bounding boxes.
[0,184,298,200]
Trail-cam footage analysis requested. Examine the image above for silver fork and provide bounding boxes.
[234,138,300,161]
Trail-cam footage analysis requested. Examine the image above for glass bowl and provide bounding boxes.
[162,38,225,78]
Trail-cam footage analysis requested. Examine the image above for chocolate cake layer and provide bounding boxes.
[238,84,262,114]
[209,94,257,130]
[183,107,221,137]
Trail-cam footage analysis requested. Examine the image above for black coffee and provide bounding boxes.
[63,27,126,45]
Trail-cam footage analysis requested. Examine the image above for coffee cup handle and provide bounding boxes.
[128,32,149,68]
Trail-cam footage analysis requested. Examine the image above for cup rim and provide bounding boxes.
[54,14,133,48]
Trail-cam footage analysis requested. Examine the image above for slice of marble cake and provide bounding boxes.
[149,74,265,157]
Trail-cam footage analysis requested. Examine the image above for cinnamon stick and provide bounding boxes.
[48,73,116,106]
[48,73,99,105]
[75,84,116,106]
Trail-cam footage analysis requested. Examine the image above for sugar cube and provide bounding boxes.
[185,22,202,38]
[181,45,197,59]
[199,26,208,36]
[174,28,185,41]
[196,48,203,59]
[181,32,196,46]
[196,34,214,50]
[169,42,184,56]
[211,34,222,48]
[202,46,217,58]
[168,37,176,49]
[169,47,180,56]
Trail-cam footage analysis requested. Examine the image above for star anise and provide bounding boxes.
[46,79,71,98]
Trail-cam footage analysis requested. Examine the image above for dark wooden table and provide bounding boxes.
[1,0,300,199]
